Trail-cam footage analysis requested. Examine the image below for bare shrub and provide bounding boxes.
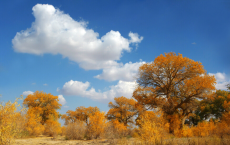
[65,121,86,140]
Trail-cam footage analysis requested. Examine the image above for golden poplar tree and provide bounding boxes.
[133,52,216,133]
[23,91,61,136]
[62,106,99,126]
[106,96,140,126]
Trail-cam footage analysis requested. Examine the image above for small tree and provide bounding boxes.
[23,91,62,136]
[87,111,107,139]
[106,96,140,126]
[62,106,99,126]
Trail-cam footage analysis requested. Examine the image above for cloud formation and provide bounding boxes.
[209,72,230,90]
[12,4,143,70]
[95,61,145,81]
[22,91,34,96]
[57,80,137,102]
[58,95,66,105]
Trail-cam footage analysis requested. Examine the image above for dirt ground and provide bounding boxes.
[13,136,230,145]
[13,136,111,145]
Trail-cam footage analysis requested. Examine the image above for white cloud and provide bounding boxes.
[57,80,137,102]
[22,91,34,96]
[58,95,66,105]
[129,32,143,47]
[192,42,196,45]
[43,84,48,86]
[32,83,36,85]
[95,61,145,81]
[209,72,229,90]
[12,4,143,70]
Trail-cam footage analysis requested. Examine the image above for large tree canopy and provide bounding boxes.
[133,52,216,132]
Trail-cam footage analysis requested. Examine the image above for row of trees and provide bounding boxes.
[0,91,62,144]
[1,52,230,144]
[62,53,230,140]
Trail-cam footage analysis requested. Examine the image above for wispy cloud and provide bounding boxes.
[192,42,196,45]
[43,84,48,86]
[22,91,34,96]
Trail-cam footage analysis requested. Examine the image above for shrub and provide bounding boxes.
[138,111,169,144]
[0,97,25,144]
[87,111,107,139]
[65,121,86,140]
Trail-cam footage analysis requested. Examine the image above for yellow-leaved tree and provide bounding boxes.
[62,106,99,126]
[106,96,140,126]
[87,111,107,139]
[133,52,216,134]
[23,91,62,136]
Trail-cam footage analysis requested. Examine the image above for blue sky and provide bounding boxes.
[1,0,230,116]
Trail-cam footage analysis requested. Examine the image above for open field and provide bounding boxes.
[12,136,230,145]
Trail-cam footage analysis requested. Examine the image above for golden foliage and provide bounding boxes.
[44,114,61,137]
[0,97,25,144]
[25,109,44,136]
[191,120,216,137]
[87,111,107,139]
[23,91,61,125]
[133,52,216,133]
[23,91,61,136]
[137,111,169,144]
[62,106,99,126]
[106,96,140,126]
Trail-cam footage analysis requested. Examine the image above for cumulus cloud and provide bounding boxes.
[209,72,230,90]
[57,80,137,102]
[95,61,145,81]
[58,95,66,105]
[12,4,143,70]
[22,91,34,96]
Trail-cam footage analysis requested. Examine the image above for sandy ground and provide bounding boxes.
[13,136,111,145]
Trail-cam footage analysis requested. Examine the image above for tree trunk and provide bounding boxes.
[181,116,187,129]
[169,118,174,134]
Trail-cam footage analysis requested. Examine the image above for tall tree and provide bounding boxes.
[106,96,141,126]
[133,52,216,133]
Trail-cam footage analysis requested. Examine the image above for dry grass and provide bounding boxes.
[64,121,86,140]
[12,136,230,145]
